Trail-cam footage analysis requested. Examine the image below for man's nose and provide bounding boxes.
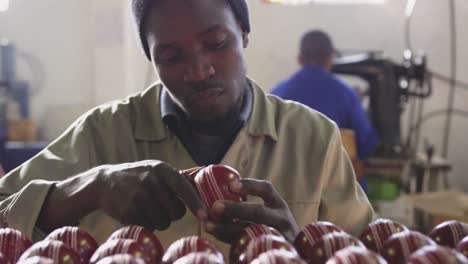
[183,53,215,83]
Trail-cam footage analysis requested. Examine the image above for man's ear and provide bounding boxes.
[242,31,249,48]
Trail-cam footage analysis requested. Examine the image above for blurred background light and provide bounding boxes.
[0,0,9,12]
[262,0,387,5]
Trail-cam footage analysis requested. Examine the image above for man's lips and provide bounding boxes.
[190,88,223,104]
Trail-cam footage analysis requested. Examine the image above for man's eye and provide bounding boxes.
[156,52,180,65]
[205,39,227,49]
[159,56,178,64]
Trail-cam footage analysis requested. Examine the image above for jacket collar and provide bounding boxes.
[134,78,278,142]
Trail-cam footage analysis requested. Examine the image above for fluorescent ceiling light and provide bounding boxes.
[405,0,417,17]
[264,0,387,5]
[314,0,387,3]
[0,0,9,12]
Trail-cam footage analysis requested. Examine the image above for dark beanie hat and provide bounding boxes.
[131,0,250,61]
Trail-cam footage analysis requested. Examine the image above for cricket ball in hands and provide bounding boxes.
[18,240,81,264]
[0,227,33,263]
[380,230,436,264]
[173,252,225,264]
[456,236,468,258]
[46,226,98,263]
[0,252,9,264]
[429,220,468,248]
[90,239,147,264]
[237,234,298,264]
[307,232,365,264]
[293,222,344,262]
[95,254,146,264]
[229,224,283,264]
[108,225,163,264]
[359,218,408,252]
[16,256,55,264]
[193,164,245,209]
[161,236,223,264]
[250,250,306,264]
[407,245,467,264]
[326,246,388,264]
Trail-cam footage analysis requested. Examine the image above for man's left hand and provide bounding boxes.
[203,178,299,243]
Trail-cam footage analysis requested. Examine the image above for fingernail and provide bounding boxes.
[212,201,225,213]
[230,181,242,192]
[205,221,215,232]
[197,209,208,221]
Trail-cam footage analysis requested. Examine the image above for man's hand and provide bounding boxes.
[203,179,299,243]
[38,160,207,232]
[98,160,207,231]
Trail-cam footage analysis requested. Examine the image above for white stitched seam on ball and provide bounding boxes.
[208,166,224,201]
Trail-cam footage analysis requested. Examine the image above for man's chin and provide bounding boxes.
[189,110,226,124]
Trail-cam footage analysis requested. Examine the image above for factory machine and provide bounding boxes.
[332,50,431,158]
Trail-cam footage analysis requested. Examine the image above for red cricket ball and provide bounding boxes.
[46,226,98,263]
[456,236,468,258]
[407,245,467,264]
[294,221,343,262]
[237,234,298,264]
[16,256,55,264]
[108,225,164,264]
[250,249,306,264]
[307,232,365,264]
[0,252,9,264]
[380,231,436,264]
[229,224,283,264]
[359,218,408,252]
[326,246,388,264]
[95,254,146,264]
[18,240,81,264]
[0,227,33,263]
[161,236,223,264]
[193,164,245,209]
[173,252,225,264]
[429,220,468,248]
[90,239,148,264]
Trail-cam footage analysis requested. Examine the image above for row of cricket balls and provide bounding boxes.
[0,218,467,264]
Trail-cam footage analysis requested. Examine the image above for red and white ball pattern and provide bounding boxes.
[95,254,146,264]
[325,246,388,264]
[108,225,164,264]
[173,252,225,264]
[380,231,436,264]
[237,234,297,264]
[90,239,147,264]
[407,245,468,264]
[193,164,245,209]
[0,252,8,264]
[161,236,223,264]
[0,227,33,263]
[429,221,468,248]
[456,236,468,258]
[294,221,343,261]
[250,250,306,264]
[307,232,365,264]
[46,226,98,263]
[229,224,283,264]
[359,218,408,252]
[16,256,55,264]
[18,240,81,264]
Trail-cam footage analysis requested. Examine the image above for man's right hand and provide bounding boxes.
[37,160,206,232]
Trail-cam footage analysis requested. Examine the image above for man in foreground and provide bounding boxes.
[0,0,373,251]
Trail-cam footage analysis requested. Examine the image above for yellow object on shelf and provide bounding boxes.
[8,119,37,142]
[340,129,357,159]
